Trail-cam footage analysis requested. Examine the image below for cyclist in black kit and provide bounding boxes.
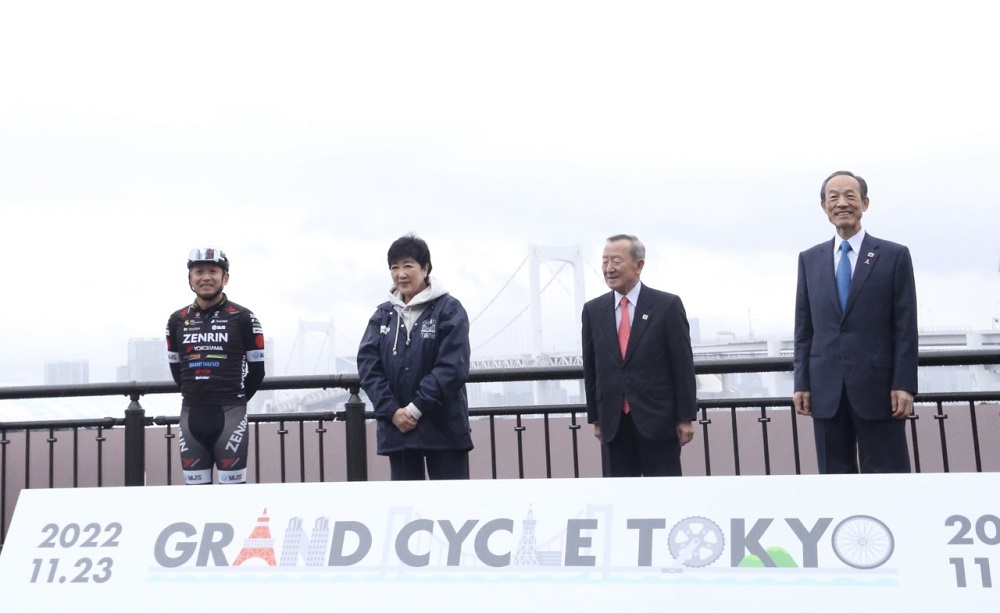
[166,247,265,484]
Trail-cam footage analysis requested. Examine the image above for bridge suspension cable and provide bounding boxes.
[469,255,529,325]
[473,262,569,352]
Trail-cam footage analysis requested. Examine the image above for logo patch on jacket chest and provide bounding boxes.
[420,319,437,339]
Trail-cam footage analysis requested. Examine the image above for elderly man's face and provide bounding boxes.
[822,174,869,238]
[602,239,643,294]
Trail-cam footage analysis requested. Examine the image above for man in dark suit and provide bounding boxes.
[793,170,918,474]
[582,234,698,477]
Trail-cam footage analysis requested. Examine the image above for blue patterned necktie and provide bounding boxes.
[837,240,852,310]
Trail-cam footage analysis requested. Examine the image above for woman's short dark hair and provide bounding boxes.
[387,233,432,275]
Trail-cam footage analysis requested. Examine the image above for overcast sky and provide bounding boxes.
[2,0,999,389]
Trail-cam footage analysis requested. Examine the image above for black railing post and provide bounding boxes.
[344,387,368,482]
[124,392,146,486]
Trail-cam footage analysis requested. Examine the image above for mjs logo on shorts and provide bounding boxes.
[150,507,896,583]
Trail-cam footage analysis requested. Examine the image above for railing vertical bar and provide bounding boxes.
[789,403,802,475]
[95,426,105,487]
[278,420,288,484]
[967,400,982,473]
[253,421,262,484]
[1,430,9,546]
[730,406,741,476]
[909,412,921,474]
[699,407,712,476]
[73,428,80,487]
[24,431,30,490]
[164,424,175,486]
[933,401,951,472]
[758,406,772,476]
[299,422,307,483]
[543,414,552,478]
[515,415,526,479]
[47,427,56,488]
[489,415,498,479]
[316,420,327,482]
[569,411,581,478]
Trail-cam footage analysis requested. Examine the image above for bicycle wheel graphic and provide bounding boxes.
[668,517,726,568]
[831,515,894,569]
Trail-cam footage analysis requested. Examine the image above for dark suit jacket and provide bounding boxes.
[582,284,697,442]
[793,233,918,419]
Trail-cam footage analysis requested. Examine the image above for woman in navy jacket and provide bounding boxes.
[357,234,473,480]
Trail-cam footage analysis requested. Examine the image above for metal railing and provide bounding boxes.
[2,350,1000,550]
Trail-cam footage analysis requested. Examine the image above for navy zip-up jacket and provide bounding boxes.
[357,288,473,455]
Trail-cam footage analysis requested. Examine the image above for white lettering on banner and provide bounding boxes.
[0,474,997,613]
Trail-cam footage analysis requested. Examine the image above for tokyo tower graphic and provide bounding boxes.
[513,507,539,566]
[233,508,278,566]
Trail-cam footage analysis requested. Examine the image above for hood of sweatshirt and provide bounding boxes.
[387,277,450,354]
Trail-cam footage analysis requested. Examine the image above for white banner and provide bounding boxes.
[0,474,997,612]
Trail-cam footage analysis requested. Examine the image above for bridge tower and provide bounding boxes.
[528,244,587,403]
[294,319,336,375]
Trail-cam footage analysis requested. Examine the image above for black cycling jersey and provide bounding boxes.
[166,295,265,403]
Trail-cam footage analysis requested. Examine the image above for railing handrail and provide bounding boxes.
[2,349,998,401]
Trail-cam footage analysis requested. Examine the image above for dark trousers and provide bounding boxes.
[604,412,682,477]
[813,389,911,474]
[388,449,470,481]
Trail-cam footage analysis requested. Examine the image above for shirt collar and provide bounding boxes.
[833,229,866,254]
[614,281,642,307]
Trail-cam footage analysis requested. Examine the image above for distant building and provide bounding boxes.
[119,338,172,382]
[44,360,89,385]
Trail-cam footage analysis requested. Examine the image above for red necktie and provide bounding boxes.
[618,295,630,414]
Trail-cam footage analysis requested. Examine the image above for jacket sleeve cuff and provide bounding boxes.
[405,403,422,420]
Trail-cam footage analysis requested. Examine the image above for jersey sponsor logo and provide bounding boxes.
[246,350,265,362]
[225,414,249,454]
[194,345,224,351]
[183,332,229,343]
[211,318,229,324]
[188,361,222,368]
[252,327,263,334]
[226,305,238,314]
[167,351,180,363]
[206,353,228,359]
[211,325,228,331]
[255,334,265,349]
[184,353,202,360]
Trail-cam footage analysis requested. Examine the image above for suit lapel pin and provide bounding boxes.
[642,314,649,320]
[864,258,870,265]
